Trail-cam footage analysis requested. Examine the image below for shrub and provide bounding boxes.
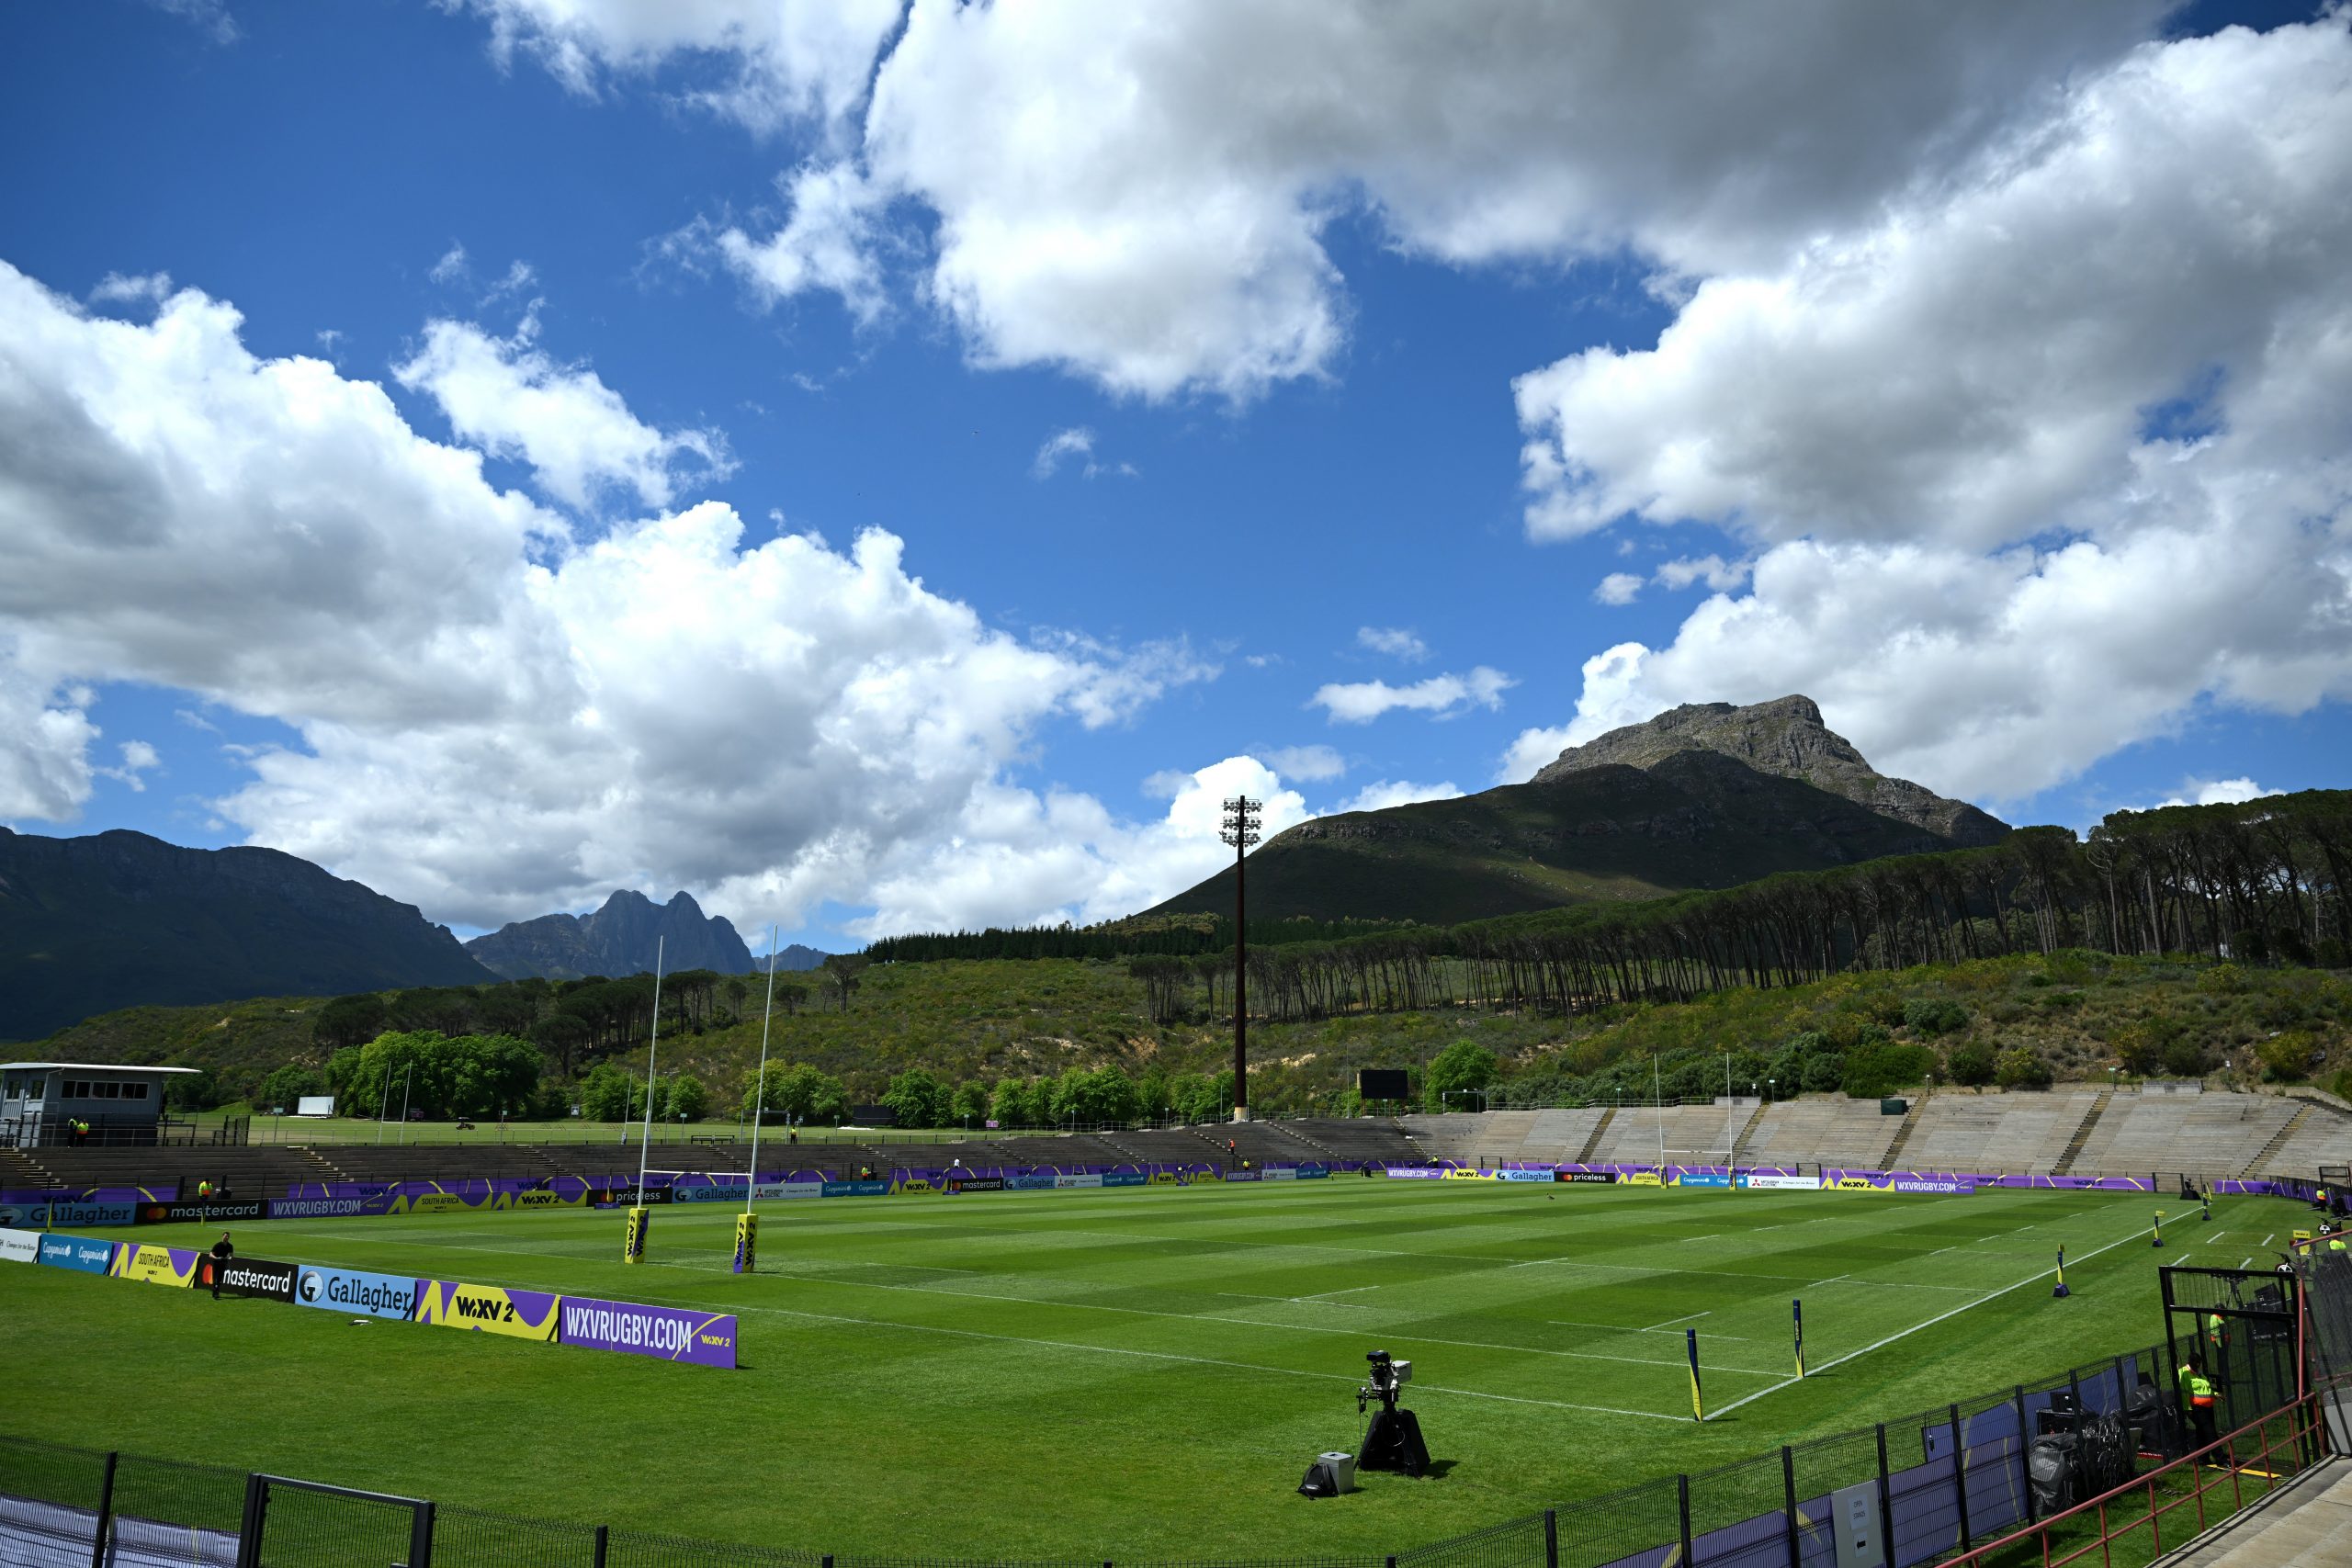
[2197,963,2247,996]
[1902,998,1971,1036]
[1947,1042,1996,1088]
[2256,1032,2314,1083]
[2159,1038,2210,1077]
[1841,1042,1936,1099]
[1995,1048,2054,1089]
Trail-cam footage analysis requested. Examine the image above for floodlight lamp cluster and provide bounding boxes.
[1219,795,1263,849]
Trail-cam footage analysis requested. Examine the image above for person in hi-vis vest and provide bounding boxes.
[2181,1353,2222,1453]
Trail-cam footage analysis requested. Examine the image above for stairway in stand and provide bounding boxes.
[292,1145,348,1181]
[1576,1108,1615,1165]
[2051,1089,2114,1176]
[2242,1103,2312,1178]
[1729,1102,1771,1166]
[1878,1096,1929,1169]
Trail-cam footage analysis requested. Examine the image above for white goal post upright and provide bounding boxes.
[624,936,665,1265]
[737,925,783,1275]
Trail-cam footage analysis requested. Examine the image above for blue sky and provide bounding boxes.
[2,1,2346,953]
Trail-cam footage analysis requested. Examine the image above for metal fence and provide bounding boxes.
[9,1335,2291,1568]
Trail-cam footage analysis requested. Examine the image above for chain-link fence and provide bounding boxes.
[0,1333,2322,1568]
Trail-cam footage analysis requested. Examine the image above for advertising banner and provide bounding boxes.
[137,1201,267,1224]
[1832,1176,1889,1192]
[512,1190,583,1209]
[266,1197,373,1219]
[1297,1167,1329,1179]
[1738,1174,1821,1191]
[820,1180,891,1198]
[1148,1172,1182,1185]
[892,1179,937,1194]
[203,1257,298,1301]
[38,1235,116,1273]
[109,1243,199,1287]
[1223,1170,1261,1181]
[1262,1167,1297,1180]
[1892,1178,1975,1195]
[1560,1171,1618,1184]
[594,1187,674,1208]
[1384,1167,1444,1179]
[946,1176,1006,1193]
[294,1265,417,1319]
[1,1200,139,1229]
[754,1180,823,1201]
[1497,1168,1558,1183]
[672,1184,750,1203]
[1005,1175,1057,1190]
[1624,1172,1663,1187]
[1052,1174,1102,1190]
[1672,1173,1733,1189]
[1101,1172,1146,1187]
[0,1227,39,1264]
[560,1296,738,1369]
[414,1280,562,1341]
[1442,1168,1498,1180]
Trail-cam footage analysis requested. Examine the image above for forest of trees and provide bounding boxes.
[1107,793,2352,1027]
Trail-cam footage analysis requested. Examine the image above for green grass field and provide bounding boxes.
[0,1180,2309,1559]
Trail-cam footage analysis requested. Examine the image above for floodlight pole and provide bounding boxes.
[747,927,780,1215]
[636,936,665,1194]
[1654,1053,1667,1179]
[1220,795,1262,1122]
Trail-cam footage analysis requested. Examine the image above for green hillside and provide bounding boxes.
[1147,754,1995,926]
[34,948,2350,1124]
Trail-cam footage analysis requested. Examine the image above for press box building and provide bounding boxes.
[0,1061,200,1147]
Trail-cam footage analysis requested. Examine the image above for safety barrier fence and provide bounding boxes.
[1933,1398,2326,1568]
[9,1337,2290,1568]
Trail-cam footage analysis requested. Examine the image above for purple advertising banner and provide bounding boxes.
[560,1295,738,1368]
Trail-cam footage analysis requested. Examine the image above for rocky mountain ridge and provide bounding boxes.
[464,889,767,980]
[0,827,494,1043]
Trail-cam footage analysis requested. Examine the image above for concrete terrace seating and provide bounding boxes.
[1587,1104,1747,1167]
[21,1145,331,1196]
[2068,1091,2300,1179]
[1398,1110,1535,1166]
[1898,1088,2102,1175]
[1740,1098,1901,1170]
[2265,1100,2352,1177]
[1283,1118,1422,1164]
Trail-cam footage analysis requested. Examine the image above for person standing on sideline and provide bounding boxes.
[208,1231,234,1299]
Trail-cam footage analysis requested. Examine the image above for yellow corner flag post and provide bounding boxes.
[2153,1210,2165,1249]
[1687,1327,1704,1421]
[2052,1247,2069,1298]
[624,1204,650,1264]
[732,1210,758,1275]
[1792,1299,1805,1377]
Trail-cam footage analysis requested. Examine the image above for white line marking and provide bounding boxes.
[2262,1234,2276,1247]
[2242,1258,2255,1269]
[1648,1311,1710,1330]
[1704,1221,2159,1422]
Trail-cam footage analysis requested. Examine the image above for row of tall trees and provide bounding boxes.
[1111,794,2350,1024]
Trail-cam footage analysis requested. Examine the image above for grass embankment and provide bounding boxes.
[0,1180,2309,1557]
[33,951,2352,1120]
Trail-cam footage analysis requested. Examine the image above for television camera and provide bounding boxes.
[1354,1350,1430,1476]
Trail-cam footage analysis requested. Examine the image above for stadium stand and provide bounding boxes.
[1737,1096,1905,1169]
[1584,1103,1749,1167]
[1897,1087,2105,1174]
[2065,1089,2300,1179]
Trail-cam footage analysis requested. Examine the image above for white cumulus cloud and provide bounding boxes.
[1356,626,1429,661]
[1592,573,1643,606]
[0,260,1216,934]
[1311,667,1512,726]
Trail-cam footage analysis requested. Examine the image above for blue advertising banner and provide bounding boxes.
[38,1235,117,1273]
[1296,1166,1329,1179]
[1496,1169,1558,1183]
[1674,1173,1734,1189]
[1005,1175,1058,1190]
[1100,1172,1146,1187]
[820,1180,890,1198]
[672,1183,751,1203]
[293,1264,420,1320]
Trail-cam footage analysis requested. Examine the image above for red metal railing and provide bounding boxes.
[1933,1396,2327,1568]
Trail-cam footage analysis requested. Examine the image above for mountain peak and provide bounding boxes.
[467,887,755,980]
[1533,694,2003,846]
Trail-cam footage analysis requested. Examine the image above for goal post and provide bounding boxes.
[638,1171,760,1273]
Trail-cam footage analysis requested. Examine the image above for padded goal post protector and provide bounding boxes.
[733,1211,757,1274]
[624,1205,650,1264]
